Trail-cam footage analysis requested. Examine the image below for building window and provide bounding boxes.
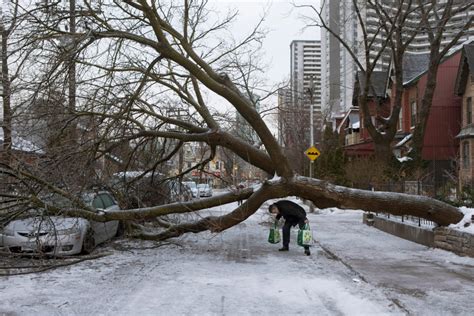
[467,97,472,125]
[398,107,403,131]
[410,100,417,128]
[463,141,470,169]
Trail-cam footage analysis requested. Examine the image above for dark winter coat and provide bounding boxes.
[272,200,307,226]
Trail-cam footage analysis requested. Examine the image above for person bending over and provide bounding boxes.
[269,200,311,256]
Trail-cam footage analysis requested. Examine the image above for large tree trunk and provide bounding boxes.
[372,139,393,163]
[411,54,440,166]
[134,176,463,241]
[292,177,463,226]
[38,176,464,242]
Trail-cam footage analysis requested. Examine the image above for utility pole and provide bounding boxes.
[308,75,315,178]
[307,76,316,213]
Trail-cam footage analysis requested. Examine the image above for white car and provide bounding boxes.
[0,192,120,255]
[197,183,213,197]
[183,181,199,198]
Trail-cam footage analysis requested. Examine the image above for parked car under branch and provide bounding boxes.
[183,181,199,198]
[0,191,120,256]
[197,183,213,197]
[111,171,193,208]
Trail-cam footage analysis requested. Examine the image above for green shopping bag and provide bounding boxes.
[297,224,313,247]
[268,221,281,244]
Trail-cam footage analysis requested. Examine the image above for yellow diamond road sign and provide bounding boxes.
[305,146,320,161]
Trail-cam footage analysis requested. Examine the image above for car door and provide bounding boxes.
[90,194,108,244]
[98,193,119,239]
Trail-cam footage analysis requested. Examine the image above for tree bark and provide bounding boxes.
[1,24,12,165]
[292,177,463,226]
[39,177,464,242]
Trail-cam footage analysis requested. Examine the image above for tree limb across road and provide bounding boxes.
[0,1,466,244]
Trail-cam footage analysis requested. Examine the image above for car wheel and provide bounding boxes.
[82,228,95,254]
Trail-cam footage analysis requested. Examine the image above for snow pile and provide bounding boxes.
[449,206,474,234]
[266,173,281,184]
[396,156,412,162]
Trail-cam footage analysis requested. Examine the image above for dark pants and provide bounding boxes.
[282,220,310,250]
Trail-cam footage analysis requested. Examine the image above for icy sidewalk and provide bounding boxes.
[311,207,474,315]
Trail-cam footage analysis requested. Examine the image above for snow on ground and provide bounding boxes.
[1,197,474,315]
[450,206,474,234]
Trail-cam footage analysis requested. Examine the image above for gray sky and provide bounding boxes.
[210,0,320,86]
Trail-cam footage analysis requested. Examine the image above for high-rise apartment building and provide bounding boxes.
[321,1,358,125]
[321,0,474,124]
[290,40,322,112]
[277,88,292,146]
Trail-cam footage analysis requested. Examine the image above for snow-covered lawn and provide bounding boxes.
[1,198,474,315]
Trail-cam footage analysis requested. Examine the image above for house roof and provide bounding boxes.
[402,52,431,85]
[466,45,474,77]
[404,40,473,87]
[0,129,44,154]
[354,71,388,98]
[455,44,474,95]
[456,126,474,139]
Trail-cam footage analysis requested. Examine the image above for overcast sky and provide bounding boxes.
[209,0,320,86]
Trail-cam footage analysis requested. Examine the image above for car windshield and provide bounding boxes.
[197,184,209,189]
[184,182,197,189]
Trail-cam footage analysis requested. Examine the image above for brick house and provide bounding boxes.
[455,44,474,190]
[394,50,461,169]
[338,48,464,193]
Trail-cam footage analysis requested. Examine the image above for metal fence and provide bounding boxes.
[375,212,437,228]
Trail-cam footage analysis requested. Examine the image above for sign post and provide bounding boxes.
[304,145,320,213]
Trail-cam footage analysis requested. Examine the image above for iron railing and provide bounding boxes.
[375,212,436,227]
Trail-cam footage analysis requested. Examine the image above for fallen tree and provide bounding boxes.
[0,1,464,242]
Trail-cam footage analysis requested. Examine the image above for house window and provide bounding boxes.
[398,108,403,131]
[410,101,417,128]
[463,141,470,169]
[467,97,472,125]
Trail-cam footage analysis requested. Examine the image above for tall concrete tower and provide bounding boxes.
[290,40,322,113]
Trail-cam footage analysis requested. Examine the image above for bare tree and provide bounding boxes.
[1,0,22,165]
[0,1,464,243]
[279,100,313,175]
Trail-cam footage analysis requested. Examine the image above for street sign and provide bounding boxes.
[305,146,321,161]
